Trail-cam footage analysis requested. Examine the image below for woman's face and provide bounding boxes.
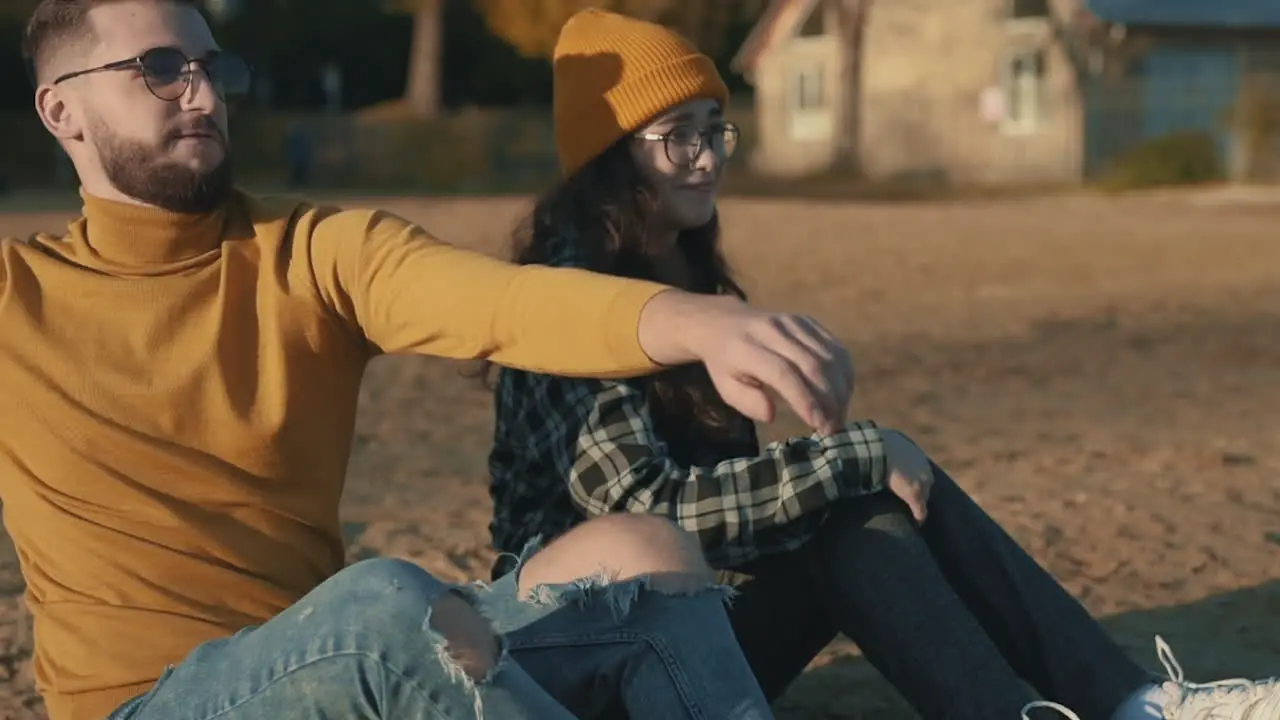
[630,98,737,232]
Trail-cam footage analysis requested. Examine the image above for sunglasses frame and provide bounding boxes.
[51,46,252,101]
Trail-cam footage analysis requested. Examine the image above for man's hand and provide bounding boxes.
[637,291,854,433]
[882,429,934,524]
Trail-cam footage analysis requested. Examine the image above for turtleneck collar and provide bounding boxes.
[76,189,230,268]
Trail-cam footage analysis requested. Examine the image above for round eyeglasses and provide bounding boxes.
[638,121,740,168]
[53,46,252,102]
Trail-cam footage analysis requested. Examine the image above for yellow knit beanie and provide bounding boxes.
[552,8,730,177]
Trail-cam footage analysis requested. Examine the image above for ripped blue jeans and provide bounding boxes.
[106,553,773,719]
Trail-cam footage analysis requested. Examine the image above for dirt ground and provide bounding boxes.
[0,189,1277,719]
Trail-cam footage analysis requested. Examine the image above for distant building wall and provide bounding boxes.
[858,0,1085,184]
[746,0,851,177]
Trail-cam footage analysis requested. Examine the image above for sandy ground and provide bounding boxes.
[0,190,1278,719]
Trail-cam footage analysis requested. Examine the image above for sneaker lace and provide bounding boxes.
[1156,634,1280,720]
[1020,700,1082,719]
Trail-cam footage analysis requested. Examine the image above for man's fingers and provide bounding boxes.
[777,314,835,362]
[704,310,856,431]
[743,345,825,428]
[717,376,776,424]
[793,315,854,402]
[758,319,840,428]
[787,315,854,425]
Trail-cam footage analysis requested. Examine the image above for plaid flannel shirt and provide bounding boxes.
[486,235,890,575]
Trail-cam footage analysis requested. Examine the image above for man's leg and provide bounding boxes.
[806,465,1153,719]
[108,557,576,719]
[482,514,775,720]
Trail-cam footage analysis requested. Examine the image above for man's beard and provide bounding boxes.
[91,117,233,214]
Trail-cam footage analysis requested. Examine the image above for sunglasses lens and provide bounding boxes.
[140,48,190,99]
[208,52,252,96]
[138,49,252,100]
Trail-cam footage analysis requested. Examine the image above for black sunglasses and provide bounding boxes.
[52,46,252,101]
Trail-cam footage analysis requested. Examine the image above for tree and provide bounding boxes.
[379,0,444,117]
[834,0,870,170]
[401,0,443,116]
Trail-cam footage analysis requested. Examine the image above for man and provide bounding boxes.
[4,1,859,718]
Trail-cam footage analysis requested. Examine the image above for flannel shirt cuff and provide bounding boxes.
[820,420,888,496]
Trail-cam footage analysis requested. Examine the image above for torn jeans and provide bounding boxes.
[104,551,772,719]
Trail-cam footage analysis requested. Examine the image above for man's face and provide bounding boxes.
[48,1,234,212]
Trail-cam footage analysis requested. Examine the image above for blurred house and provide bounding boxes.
[732,0,1280,184]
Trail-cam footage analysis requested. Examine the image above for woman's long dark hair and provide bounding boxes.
[484,137,749,440]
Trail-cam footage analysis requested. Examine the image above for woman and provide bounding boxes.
[486,8,1280,720]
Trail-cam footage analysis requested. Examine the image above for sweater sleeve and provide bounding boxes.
[293,205,671,377]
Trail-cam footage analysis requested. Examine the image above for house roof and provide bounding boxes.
[730,0,808,75]
[1087,0,1280,29]
[730,0,1280,78]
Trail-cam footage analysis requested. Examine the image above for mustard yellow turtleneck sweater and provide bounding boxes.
[0,190,668,720]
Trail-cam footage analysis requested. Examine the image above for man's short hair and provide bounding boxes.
[21,0,194,84]
[22,0,101,84]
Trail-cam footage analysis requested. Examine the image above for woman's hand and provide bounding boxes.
[882,429,934,524]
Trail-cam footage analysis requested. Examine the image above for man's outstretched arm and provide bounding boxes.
[300,206,853,431]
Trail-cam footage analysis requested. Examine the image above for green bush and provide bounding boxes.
[1098,131,1223,191]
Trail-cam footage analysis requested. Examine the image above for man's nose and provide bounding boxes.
[179,65,222,114]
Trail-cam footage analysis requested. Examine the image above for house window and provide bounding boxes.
[795,67,825,110]
[1009,0,1049,19]
[1003,49,1046,132]
[798,1,826,37]
[789,65,832,140]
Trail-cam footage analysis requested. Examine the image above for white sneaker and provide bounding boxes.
[1019,635,1280,720]
[1153,635,1280,719]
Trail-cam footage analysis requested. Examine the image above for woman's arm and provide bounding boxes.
[497,370,888,567]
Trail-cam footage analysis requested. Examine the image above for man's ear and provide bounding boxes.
[35,84,83,141]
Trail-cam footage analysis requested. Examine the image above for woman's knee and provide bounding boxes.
[592,514,710,574]
[518,514,712,594]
